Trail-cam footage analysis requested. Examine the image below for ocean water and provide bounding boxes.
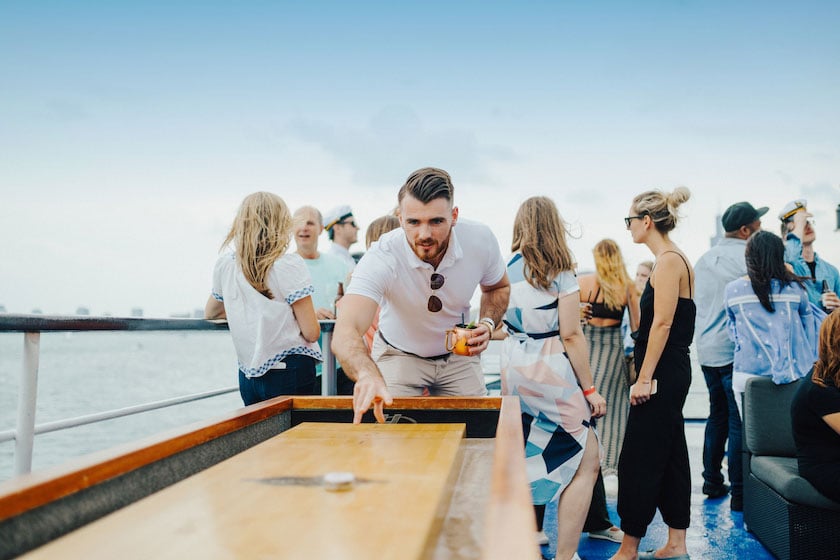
[0,332,709,483]
[0,331,242,482]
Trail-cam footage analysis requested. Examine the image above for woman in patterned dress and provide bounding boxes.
[500,196,606,560]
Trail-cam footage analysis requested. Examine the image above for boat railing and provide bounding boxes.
[0,314,337,478]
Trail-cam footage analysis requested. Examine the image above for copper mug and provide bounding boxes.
[445,326,474,356]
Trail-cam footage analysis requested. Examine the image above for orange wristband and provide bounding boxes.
[583,386,596,396]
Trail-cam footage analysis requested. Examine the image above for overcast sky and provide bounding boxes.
[2,1,839,317]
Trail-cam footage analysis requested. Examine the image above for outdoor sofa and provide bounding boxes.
[742,375,840,560]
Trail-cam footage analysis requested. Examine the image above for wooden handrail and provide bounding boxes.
[0,397,294,521]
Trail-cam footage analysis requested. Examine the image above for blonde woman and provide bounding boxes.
[205,192,321,405]
[578,239,641,475]
[611,187,694,560]
[500,196,605,560]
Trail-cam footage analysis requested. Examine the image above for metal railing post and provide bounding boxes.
[14,332,41,476]
[321,329,337,396]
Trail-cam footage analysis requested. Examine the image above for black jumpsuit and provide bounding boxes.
[617,253,696,537]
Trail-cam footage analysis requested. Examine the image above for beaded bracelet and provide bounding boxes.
[583,386,597,396]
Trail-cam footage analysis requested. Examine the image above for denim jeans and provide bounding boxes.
[701,363,743,498]
[238,354,318,406]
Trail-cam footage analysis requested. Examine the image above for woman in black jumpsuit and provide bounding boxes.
[610,187,695,560]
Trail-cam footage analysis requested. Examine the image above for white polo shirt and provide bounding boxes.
[347,219,506,358]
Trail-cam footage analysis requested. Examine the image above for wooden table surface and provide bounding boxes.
[22,422,467,559]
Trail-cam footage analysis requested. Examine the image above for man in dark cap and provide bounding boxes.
[693,201,767,511]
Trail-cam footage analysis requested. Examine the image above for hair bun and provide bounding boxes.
[668,186,691,207]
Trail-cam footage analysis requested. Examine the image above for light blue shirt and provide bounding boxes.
[724,278,817,385]
[302,251,352,375]
[302,252,352,311]
[693,237,747,367]
[784,234,840,307]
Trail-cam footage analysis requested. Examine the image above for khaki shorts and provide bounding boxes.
[371,334,487,397]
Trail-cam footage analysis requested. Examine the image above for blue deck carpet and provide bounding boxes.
[540,423,774,560]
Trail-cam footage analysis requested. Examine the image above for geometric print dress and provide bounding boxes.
[500,253,600,505]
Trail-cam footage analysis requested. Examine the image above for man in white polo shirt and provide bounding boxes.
[333,167,510,422]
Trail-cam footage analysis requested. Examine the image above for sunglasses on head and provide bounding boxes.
[428,273,445,312]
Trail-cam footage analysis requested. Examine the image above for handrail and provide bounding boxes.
[0,315,231,332]
[0,386,239,444]
[0,314,337,477]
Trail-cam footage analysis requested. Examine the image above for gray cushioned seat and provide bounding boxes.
[751,456,840,511]
[743,376,840,560]
[743,379,798,457]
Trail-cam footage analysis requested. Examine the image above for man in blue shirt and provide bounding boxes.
[780,199,840,311]
[694,201,766,511]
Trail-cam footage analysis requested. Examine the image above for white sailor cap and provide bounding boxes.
[324,205,354,230]
[778,199,807,222]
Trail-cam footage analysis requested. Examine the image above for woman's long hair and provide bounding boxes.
[593,239,633,311]
[745,230,801,312]
[813,310,840,389]
[511,196,574,290]
[222,192,293,299]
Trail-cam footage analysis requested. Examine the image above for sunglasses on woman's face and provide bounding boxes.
[624,215,646,229]
[428,273,445,312]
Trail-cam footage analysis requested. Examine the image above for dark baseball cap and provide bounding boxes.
[721,202,769,232]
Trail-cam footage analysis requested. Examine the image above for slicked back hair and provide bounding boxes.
[398,167,454,206]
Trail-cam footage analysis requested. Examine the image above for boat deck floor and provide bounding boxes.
[541,423,773,560]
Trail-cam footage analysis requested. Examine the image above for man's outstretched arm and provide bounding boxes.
[332,294,393,423]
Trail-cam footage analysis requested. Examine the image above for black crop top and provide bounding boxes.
[588,285,625,322]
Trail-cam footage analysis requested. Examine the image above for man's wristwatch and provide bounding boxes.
[479,317,496,332]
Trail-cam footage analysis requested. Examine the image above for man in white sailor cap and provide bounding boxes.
[324,204,360,271]
[779,198,840,310]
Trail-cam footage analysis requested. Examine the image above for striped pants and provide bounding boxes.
[584,324,629,475]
